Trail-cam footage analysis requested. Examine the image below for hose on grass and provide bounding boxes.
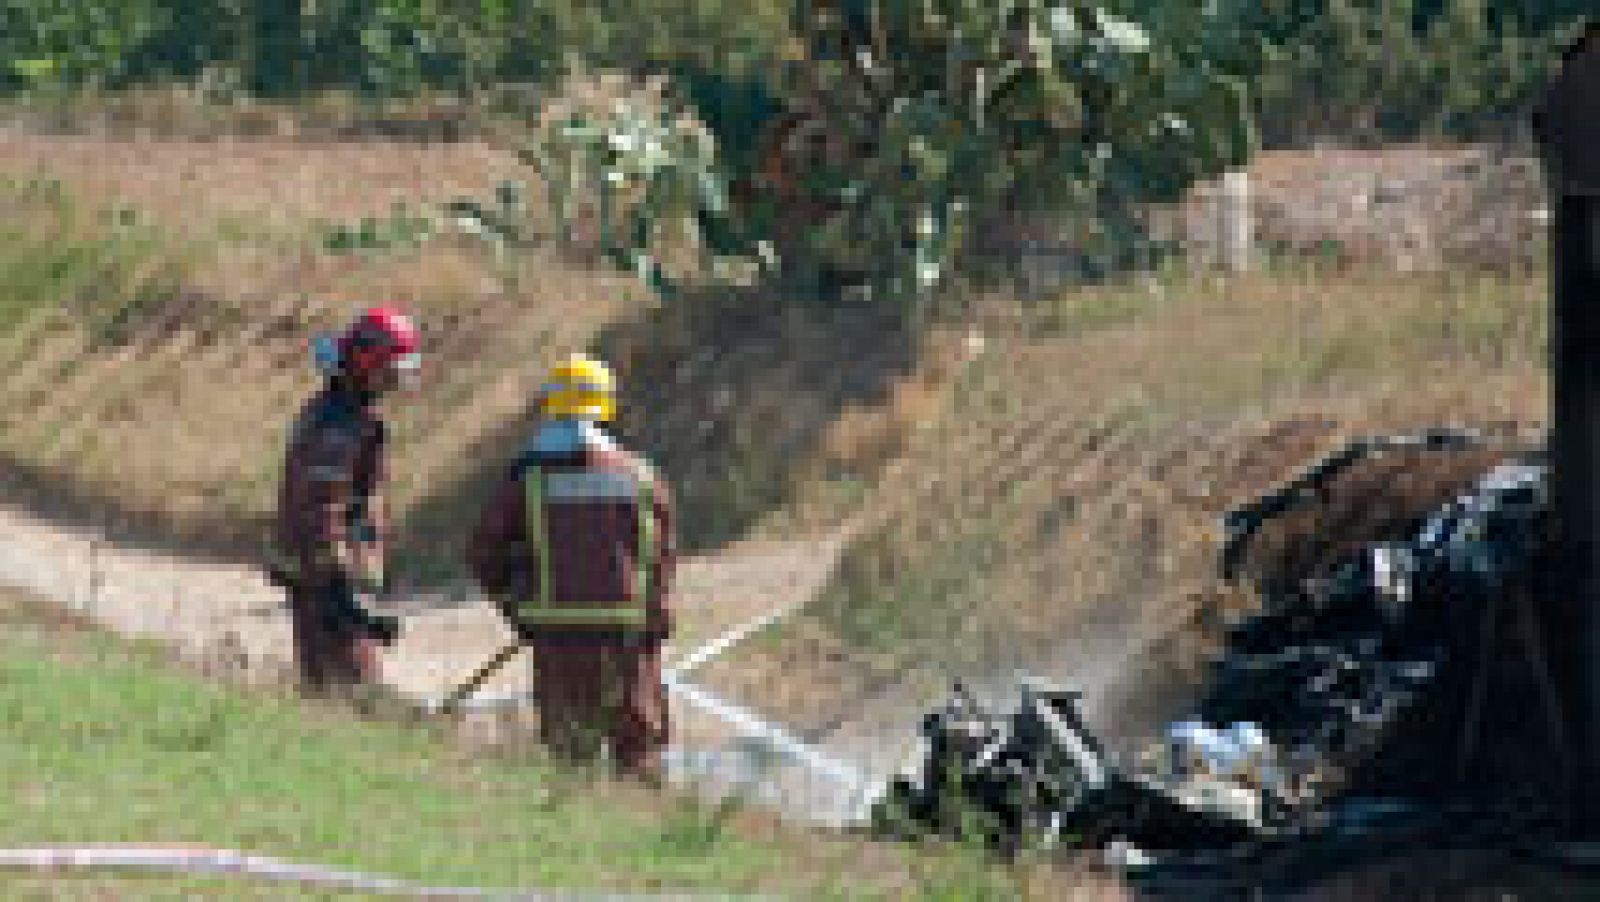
[0,845,735,899]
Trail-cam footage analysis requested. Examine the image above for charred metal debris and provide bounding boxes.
[869,426,1569,887]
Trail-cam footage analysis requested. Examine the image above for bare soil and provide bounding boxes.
[0,493,850,763]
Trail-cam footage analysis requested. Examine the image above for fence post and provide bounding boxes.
[1218,168,1254,273]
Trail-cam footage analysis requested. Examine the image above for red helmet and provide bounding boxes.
[336,306,421,377]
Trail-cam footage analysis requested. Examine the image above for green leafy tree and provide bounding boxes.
[473,2,1260,303]
[241,0,302,95]
[721,0,1258,297]
[1229,0,1585,145]
[0,0,165,89]
[116,0,246,84]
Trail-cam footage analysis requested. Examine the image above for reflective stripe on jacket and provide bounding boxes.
[467,439,675,642]
[518,464,656,628]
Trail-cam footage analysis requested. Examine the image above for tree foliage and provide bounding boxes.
[1235,0,1584,145]
[715,0,1257,295]
[0,0,1588,303]
[0,0,1583,136]
[463,2,1261,301]
[0,0,167,89]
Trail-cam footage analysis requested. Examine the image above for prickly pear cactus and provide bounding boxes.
[471,3,1261,303]
[498,67,735,293]
[739,0,1258,297]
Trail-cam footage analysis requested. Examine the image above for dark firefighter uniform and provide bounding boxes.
[267,306,418,694]
[269,383,398,691]
[467,416,677,779]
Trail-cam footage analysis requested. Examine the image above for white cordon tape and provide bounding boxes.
[0,846,753,899]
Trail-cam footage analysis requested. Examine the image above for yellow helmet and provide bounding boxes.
[539,353,616,422]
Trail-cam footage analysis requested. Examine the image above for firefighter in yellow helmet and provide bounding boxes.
[466,353,677,780]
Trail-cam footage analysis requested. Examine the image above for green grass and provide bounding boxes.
[0,595,895,898]
[0,591,1065,900]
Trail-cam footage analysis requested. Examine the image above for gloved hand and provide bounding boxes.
[262,547,300,590]
[350,540,386,596]
[263,563,297,591]
[346,586,402,647]
[366,612,402,647]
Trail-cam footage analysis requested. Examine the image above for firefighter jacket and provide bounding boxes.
[466,431,676,645]
[270,384,390,590]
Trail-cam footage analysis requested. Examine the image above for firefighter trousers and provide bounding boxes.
[529,638,668,780]
[287,577,383,694]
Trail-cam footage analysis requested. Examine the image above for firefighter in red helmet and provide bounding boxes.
[267,307,421,695]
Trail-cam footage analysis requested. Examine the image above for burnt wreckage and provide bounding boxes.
[871,427,1569,876]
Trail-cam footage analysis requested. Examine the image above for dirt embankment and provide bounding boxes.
[0,130,1557,843]
[1171,145,1546,273]
[701,262,1546,746]
[0,129,946,590]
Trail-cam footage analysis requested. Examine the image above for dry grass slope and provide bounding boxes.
[0,139,640,578]
[702,266,1548,740]
[0,130,948,588]
[0,126,1557,751]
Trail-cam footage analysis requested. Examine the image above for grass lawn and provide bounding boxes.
[0,590,1045,900]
